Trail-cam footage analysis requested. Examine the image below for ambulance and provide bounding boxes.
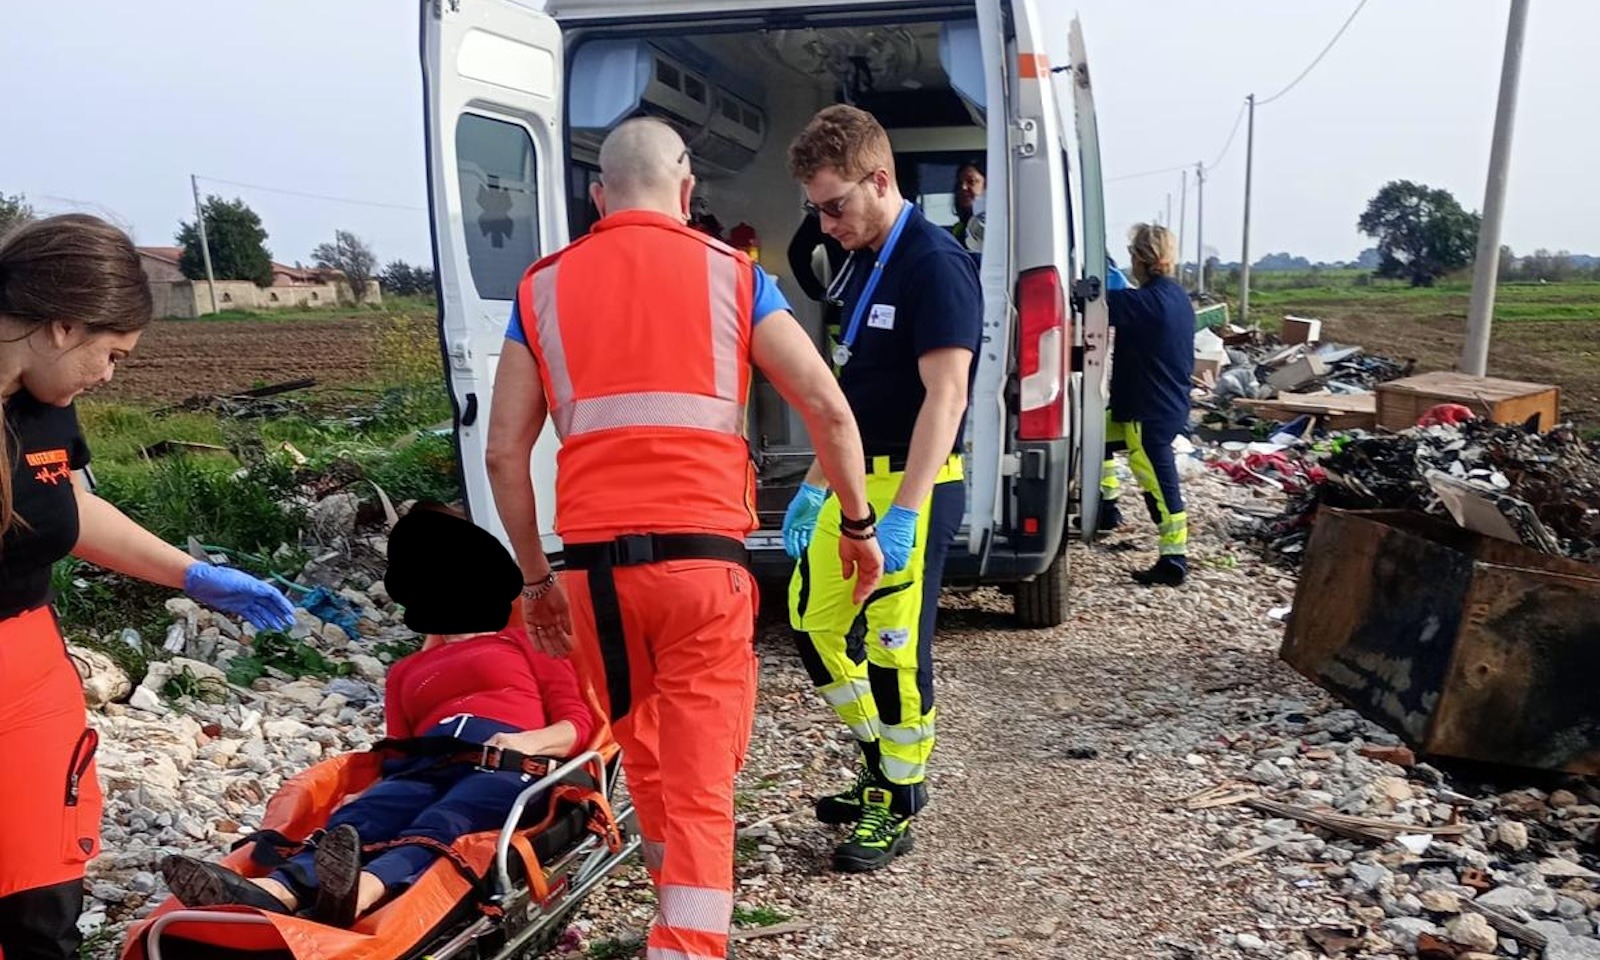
[424,0,1112,627]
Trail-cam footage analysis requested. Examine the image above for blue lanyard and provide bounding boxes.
[833,201,914,367]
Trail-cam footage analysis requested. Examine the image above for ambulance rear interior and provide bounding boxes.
[435,0,1096,626]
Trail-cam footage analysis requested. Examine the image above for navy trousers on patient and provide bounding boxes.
[275,716,534,896]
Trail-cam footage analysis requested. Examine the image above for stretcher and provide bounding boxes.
[120,685,638,960]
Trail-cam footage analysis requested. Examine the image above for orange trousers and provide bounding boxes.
[563,559,756,960]
[0,606,103,954]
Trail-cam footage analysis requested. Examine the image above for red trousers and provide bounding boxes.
[564,560,756,960]
[0,607,103,960]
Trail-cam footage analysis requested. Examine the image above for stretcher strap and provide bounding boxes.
[370,736,555,778]
[234,828,318,869]
[509,832,548,904]
[562,534,750,723]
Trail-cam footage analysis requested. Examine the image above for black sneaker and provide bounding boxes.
[160,856,292,914]
[814,763,877,825]
[832,787,914,873]
[312,824,363,928]
[1072,500,1124,537]
[1132,556,1188,587]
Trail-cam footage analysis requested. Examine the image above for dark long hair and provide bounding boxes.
[0,214,152,538]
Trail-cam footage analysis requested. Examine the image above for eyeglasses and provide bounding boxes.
[678,148,691,167]
[803,174,874,219]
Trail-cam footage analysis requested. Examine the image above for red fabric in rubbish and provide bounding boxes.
[1418,403,1476,428]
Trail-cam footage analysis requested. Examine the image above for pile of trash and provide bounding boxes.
[1238,419,1600,568]
[1194,325,1413,422]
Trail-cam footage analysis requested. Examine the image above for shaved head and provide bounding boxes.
[597,118,691,209]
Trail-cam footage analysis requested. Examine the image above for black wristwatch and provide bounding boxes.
[840,504,878,540]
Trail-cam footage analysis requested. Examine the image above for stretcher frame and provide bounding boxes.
[139,748,639,960]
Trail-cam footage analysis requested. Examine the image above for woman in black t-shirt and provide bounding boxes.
[0,215,296,960]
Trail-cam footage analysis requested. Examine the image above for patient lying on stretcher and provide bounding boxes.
[160,504,594,927]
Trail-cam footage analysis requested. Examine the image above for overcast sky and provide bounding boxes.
[3,1,1594,268]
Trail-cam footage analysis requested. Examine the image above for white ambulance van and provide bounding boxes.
[422,0,1112,627]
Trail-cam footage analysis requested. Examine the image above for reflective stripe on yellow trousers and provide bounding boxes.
[1101,418,1188,556]
[788,454,964,791]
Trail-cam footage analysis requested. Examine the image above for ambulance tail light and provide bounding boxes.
[1017,267,1067,440]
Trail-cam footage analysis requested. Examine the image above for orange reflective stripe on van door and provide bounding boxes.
[1018,53,1049,79]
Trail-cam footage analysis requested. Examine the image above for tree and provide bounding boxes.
[312,231,377,302]
[379,260,435,297]
[177,196,274,287]
[1357,181,1480,287]
[0,192,34,238]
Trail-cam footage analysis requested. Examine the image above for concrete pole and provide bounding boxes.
[1240,94,1257,328]
[1176,170,1188,289]
[1195,162,1206,295]
[1461,0,1530,377]
[190,175,218,315]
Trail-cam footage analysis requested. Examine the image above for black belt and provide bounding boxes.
[562,534,749,721]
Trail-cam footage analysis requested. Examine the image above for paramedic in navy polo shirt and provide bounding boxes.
[780,104,983,873]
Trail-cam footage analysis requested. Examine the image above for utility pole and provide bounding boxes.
[1177,170,1188,289]
[1462,0,1529,377]
[190,175,218,316]
[1165,192,1172,230]
[1239,94,1257,328]
[1195,162,1206,295]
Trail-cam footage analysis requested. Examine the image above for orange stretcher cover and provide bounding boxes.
[120,617,621,960]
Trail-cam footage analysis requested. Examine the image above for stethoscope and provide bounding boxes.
[824,200,914,368]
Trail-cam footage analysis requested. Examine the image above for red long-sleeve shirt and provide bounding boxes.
[382,629,594,749]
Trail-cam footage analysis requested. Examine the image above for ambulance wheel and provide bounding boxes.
[1013,548,1068,628]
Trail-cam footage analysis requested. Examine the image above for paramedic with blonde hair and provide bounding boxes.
[1098,223,1197,587]
[486,116,881,960]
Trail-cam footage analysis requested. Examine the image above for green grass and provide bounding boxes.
[1222,271,1600,325]
[587,934,645,960]
[174,294,438,324]
[733,905,790,928]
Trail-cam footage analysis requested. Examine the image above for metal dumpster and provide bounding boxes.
[1280,508,1600,774]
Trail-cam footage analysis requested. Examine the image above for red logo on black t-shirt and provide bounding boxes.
[26,449,70,485]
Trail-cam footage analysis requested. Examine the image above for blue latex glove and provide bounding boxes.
[183,563,297,632]
[1106,259,1130,291]
[782,483,828,559]
[878,505,920,574]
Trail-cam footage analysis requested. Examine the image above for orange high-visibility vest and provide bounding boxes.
[516,209,757,543]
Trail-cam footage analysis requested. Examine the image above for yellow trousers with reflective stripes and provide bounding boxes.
[1102,418,1188,556]
[788,455,964,787]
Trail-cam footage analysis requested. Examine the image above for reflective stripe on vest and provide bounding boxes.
[529,246,746,440]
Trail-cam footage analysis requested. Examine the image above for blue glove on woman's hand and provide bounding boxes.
[1106,259,1130,291]
[782,483,828,559]
[183,563,297,632]
[877,505,920,574]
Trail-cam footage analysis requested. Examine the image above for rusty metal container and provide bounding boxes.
[1280,508,1600,774]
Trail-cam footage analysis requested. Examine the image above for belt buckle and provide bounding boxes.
[611,534,655,566]
[475,744,502,773]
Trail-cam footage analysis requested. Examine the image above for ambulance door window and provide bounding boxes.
[455,113,540,301]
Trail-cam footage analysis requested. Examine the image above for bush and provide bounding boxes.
[94,454,306,571]
[357,432,461,504]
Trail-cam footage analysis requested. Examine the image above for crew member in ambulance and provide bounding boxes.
[0,214,294,960]
[949,159,986,250]
[782,105,983,873]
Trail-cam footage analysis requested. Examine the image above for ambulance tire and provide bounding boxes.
[1013,547,1069,628]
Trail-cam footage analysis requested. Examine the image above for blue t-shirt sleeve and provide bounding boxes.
[751,264,792,325]
[909,251,984,357]
[504,300,528,347]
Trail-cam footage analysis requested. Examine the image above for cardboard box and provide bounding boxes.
[1375,371,1560,432]
[1281,316,1322,345]
[1266,354,1329,391]
[1280,508,1600,774]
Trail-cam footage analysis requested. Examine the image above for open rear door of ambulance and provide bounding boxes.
[1065,17,1110,544]
[423,0,567,550]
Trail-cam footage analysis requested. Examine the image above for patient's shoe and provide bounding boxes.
[312,824,363,928]
[160,856,292,913]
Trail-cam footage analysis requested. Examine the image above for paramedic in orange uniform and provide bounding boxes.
[0,215,294,960]
[486,118,882,960]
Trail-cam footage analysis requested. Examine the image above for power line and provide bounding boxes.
[1258,0,1373,107]
[192,175,424,212]
[1205,99,1250,171]
[1106,163,1191,184]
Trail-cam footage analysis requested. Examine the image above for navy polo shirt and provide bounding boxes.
[1106,276,1195,426]
[835,205,983,458]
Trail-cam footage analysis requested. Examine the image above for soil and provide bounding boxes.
[97,316,430,404]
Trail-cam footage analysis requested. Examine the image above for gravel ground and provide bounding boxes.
[81,474,1600,960]
[565,473,1327,960]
